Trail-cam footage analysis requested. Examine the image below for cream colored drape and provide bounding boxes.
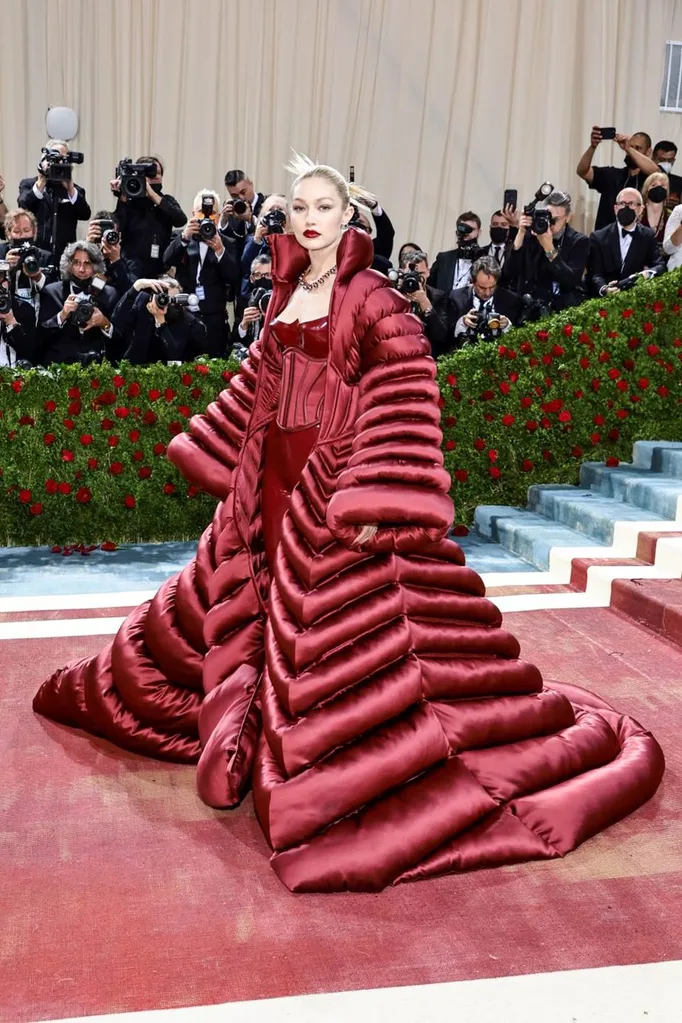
[2,0,682,259]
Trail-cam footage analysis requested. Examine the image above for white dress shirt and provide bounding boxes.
[619,225,634,268]
[663,203,682,269]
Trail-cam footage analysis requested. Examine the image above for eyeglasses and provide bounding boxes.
[615,201,643,210]
[251,272,271,280]
[71,261,93,268]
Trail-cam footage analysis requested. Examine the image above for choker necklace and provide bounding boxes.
[298,265,337,291]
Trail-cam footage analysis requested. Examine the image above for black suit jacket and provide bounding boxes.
[0,240,56,292]
[115,192,187,278]
[221,192,267,256]
[163,232,239,315]
[17,178,91,260]
[38,279,121,365]
[427,247,484,293]
[588,222,667,296]
[0,294,40,366]
[504,225,589,310]
[450,284,522,328]
[112,286,208,364]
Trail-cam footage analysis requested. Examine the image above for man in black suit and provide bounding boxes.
[653,140,682,210]
[38,241,120,365]
[0,209,55,301]
[450,255,522,350]
[391,249,455,357]
[112,276,208,364]
[164,189,239,357]
[110,156,187,279]
[218,169,266,256]
[0,271,40,367]
[85,210,136,298]
[504,190,589,311]
[428,212,484,294]
[588,187,667,297]
[17,140,91,260]
[480,209,517,277]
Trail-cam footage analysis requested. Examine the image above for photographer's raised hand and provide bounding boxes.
[145,178,162,205]
[183,217,201,242]
[514,213,532,248]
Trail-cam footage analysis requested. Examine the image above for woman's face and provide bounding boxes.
[289,176,352,254]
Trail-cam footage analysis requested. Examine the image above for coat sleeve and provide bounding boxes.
[166,340,261,499]
[326,284,454,553]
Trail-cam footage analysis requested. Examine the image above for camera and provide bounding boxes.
[40,147,84,184]
[198,196,218,239]
[464,306,503,341]
[155,291,199,311]
[388,264,422,295]
[232,198,249,216]
[97,219,121,246]
[0,260,10,284]
[76,350,103,367]
[14,242,42,276]
[518,293,552,325]
[71,293,96,327]
[248,285,272,316]
[531,209,553,234]
[455,221,482,258]
[116,158,156,199]
[523,181,555,234]
[261,209,286,236]
[0,286,11,315]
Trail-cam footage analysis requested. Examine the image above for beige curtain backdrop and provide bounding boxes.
[2,0,682,258]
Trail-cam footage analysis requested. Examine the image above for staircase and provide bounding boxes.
[463,441,682,648]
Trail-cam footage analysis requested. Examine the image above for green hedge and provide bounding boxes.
[1,272,681,547]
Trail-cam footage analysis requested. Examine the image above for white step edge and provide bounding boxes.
[0,591,155,614]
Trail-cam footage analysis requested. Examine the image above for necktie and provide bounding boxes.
[622,228,632,240]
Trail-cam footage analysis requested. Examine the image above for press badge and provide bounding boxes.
[150,244,160,260]
[195,286,205,302]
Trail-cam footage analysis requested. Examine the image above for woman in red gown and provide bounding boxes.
[34,158,664,893]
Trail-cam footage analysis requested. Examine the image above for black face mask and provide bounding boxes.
[624,154,639,171]
[150,183,163,194]
[648,185,667,203]
[617,206,637,227]
[166,305,183,324]
[489,226,508,245]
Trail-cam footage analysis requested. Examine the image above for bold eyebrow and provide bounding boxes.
[292,197,336,204]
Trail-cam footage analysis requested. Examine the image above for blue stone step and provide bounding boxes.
[455,531,539,575]
[660,448,682,480]
[474,505,604,570]
[632,440,682,471]
[527,486,669,544]
[579,462,682,519]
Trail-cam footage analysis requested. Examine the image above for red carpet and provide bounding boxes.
[1,610,680,1022]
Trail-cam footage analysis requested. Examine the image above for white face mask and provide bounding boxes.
[659,161,674,174]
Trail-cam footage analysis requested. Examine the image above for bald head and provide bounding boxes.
[614,187,643,230]
[616,187,643,206]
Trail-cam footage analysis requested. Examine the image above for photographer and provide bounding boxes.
[428,212,483,293]
[481,210,516,275]
[390,250,455,358]
[588,187,666,297]
[577,128,659,230]
[86,210,135,298]
[0,210,54,306]
[112,276,207,365]
[18,139,91,260]
[504,190,588,314]
[348,195,396,271]
[38,241,120,366]
[239,194,288,297]
[164,189,239,357]
[111,156,187,279]
[0,264,40,367]
[233,254,272,358]
[219,169,266,255]
[451,256,521,349]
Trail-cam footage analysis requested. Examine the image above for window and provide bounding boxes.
[660,41,682,112]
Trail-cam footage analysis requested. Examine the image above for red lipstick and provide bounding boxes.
[303,230,320,238]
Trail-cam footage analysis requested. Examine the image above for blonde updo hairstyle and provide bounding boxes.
[285,151,376,225]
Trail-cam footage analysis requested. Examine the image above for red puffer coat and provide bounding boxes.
[34,228,664,892]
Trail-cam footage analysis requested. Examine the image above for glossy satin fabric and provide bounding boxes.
[33,229,665,893]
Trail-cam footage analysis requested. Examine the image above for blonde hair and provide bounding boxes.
[4,208,37,236]
[285,150,375,217]
[192,188,221,213]
[642,171,669,202]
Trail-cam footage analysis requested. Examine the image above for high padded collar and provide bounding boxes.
[268,227,374,285]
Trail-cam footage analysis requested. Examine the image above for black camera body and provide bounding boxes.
[15,242,42,276]
[248,286,272,316]
[72,293,96,327]
[155,291,197,310]
[261,209,286,236]
[0,280,12,314]
[388,265,422,295]
[523,181,555,235]
[232,198,249,216]
[96,219,121,246]
[117,158,156,199]
[465,305,502,341]
[199,218,217,240]
[40,147,84,184]
[530,208,552,235]
[518,293,552,324]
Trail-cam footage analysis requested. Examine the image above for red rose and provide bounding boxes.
[87,458,98,470]
[18,414,34,426]
[558,410,572,422]
[445,440,456,451]
[542,399,563,413]
[622,358,635,370]
[607,368,620,380]
[591,379,601,391]
[520,342,533,354]
[597,309,608,318]
[451,389,462,402]
[163,482,176,495]
[63,419,75,430]
[452,524,469,536]
[182,373,193,386]
[529,357,539,367]
[605,456,620,467]
[520,396,533,408]
[579,357,590,369]
[115,406,130,418]
[657,385,670,397]
[480,390,495,401]
[608,428,620,440]
[593,414,605,425]
[164,388,176,401]
[509,372,519,383]
[45,479,58,494]
[222,370,234,381]
[647,344,660,355]
[57,482,72,495]
[521,459,534,472]
[18,489,32,503]
[123,494,136,509]
[542,450,552,461]
[591,432,601,443]
[571,446,583,458]
[474,438,486,451]
[68,400,81,415]
[489,466,501,479]
[11,380,23,393]
[536,330,549,341]
[127,382,141,398]
[128,429,141,443]
[541,416,552,429]
[61,450,74,462]
[552,344,565,356]
[607,331,619,339]
[101,417,114,430]
[43,432,56,445]
[100,540,117,551]
[75,486,92,504]
[44,400,56,412]
[534,386,544,397]
[67,387,79,399]
[542,354,553,366]
[80,434,94,445]
[454,469,468,482]
[108,435,120,448]
[194,364,210,375]
[621,309,634,319]
[502,414,515,426]
[190,387,202,399]
[187,485,199,498]
[178,404,191,417]
[132,450,144,462]
[113,374,125,388]
[574,389,584,399]
[143,410,157,425]
[616,409,629,419]
[488,449,498,462]
[153,442,166,456]
[30,503,43,516]
[91,378,100,390]
[525,420,538,432]
[109,461,124,475]
[138,466,152,479]
[168,421,183,436]
[499,381,510,395]
[562,324,573,337]
[643,323,654,335]
[616,380,628,392]
[598,351,610,363]
[444,416,456,427]
[148,389,161,401]
[578,332,590,343]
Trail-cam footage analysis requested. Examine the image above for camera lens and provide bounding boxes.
[103,229,120,246]
[199,218,217,240]
[155,292,170,308]
[232,198,248,216]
